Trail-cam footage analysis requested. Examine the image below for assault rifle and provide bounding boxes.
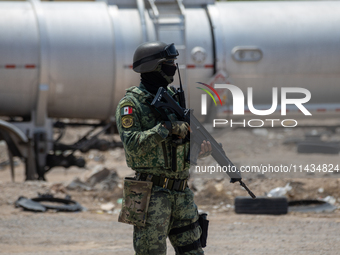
[151,87,256,199]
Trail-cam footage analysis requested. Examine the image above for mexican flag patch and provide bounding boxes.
[121,106,133,115]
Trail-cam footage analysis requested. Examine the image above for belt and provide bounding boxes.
[136,173,188,191]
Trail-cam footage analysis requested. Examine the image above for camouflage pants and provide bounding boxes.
[133,185,204,255]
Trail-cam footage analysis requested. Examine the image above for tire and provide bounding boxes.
[234,196,288,215]
[15,197,47,212]
[31,197,83,212]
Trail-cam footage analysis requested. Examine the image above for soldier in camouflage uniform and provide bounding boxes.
[116,41,211,255]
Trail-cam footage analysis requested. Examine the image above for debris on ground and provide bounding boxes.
[100,202,115,213]
[66,177,93,191]
[15,193,83,212]
[267,183,292,197]
[86,167,120,190]
[288,199,337,213]
[322,195,336,205]
[66,167,120,191]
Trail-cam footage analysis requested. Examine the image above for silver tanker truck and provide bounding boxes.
[1,0,340,180]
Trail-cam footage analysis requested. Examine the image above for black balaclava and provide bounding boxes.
[141,63,177,95]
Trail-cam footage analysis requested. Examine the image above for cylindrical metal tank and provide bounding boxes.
[45,2,116,119]
[0,2,40,117]
[0,1,144,120]
[209,1,340,108]
[1,0,340,121]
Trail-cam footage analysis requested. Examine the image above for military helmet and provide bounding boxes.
[133,41,179,73]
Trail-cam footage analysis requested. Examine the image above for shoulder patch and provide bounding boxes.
[120,101,134,108]
[119,97,134,116]
[122,115,134,128]
[121,106,133,116]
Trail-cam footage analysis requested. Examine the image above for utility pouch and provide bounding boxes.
[172,140,190,172]
[198,213,209,248]
[118,177,153,227]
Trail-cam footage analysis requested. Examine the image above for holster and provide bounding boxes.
[169,213,209,251]
[198,213,209,248]
[118,177,152,227]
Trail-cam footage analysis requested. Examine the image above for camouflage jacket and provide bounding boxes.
[115,84,190,179]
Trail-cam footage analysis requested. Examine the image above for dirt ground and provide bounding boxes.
[1,122,340,254]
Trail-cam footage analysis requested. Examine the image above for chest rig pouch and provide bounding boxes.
[146,98,189,172]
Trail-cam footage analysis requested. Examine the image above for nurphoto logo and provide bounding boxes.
[197,83,312,128]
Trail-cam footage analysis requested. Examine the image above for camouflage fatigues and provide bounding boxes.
[134,186,203,255]
[116,84,191,179]
[116,84,203,255]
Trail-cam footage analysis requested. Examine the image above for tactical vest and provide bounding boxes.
[121,86,190,177]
